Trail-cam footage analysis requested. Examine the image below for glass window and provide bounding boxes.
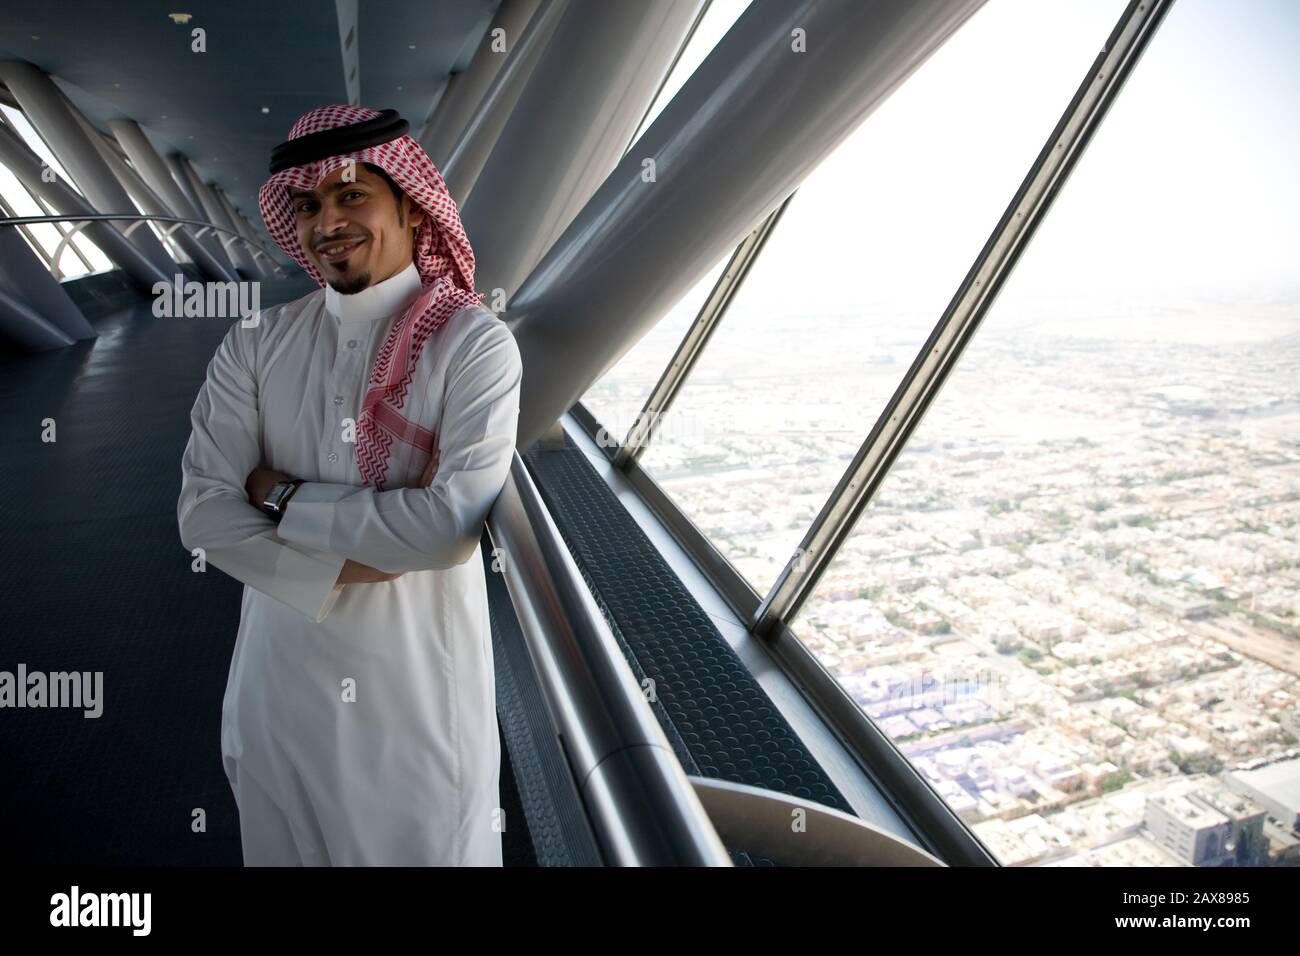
[146,220,190,266]
[64,222,113,276]
[636,0,1129,596]
[587,0,755,450]
[0,161,65,262]
[580,254,729,447]
[792,0,1300,867]
[0,162,114,279]
[0,106,113,278]
[1,104,81,194]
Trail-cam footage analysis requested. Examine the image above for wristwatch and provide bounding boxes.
[261,478,304,522]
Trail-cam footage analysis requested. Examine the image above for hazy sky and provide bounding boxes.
[641,0,1300,322]
[1012,0,1300,300]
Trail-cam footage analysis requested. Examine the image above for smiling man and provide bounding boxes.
[177,105,522,866]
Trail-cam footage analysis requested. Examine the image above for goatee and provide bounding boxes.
[327,270,373,295]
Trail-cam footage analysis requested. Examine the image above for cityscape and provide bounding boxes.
[586,290,1300,866]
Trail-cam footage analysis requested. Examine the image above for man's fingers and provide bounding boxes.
[420,452,439,486]
[337,559,406,585]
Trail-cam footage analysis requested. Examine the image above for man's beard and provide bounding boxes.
[326,269,373,295]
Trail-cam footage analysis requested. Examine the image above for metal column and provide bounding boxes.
[108,118,241,281]
[0,225,93,345]
[502,0,986,452]
[420,0,543,168]
[441,0,567,208]
[0,59,178,277]
[228,192,285,277]
[67,109,236,283]
[0,284,73,350]
[214,187,272,279]
[162,153,204,225]
[459,0,705,303]
[225,202,284,277]
[175,156,259,278]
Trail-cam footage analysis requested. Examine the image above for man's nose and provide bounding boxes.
[315,203,349,237]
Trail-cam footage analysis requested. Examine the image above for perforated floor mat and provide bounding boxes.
[523,433,852,816]
[483,536,602,866]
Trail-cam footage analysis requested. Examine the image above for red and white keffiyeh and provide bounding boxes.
[258,104,485,491]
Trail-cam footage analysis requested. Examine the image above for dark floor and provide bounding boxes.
[0,274,325,865]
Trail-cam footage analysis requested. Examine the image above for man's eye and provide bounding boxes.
[342,190,365,200]
[294,201,318,214]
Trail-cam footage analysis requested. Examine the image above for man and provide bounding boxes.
[177,104,522,866]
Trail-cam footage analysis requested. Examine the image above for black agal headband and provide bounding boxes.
[268,109,410,174]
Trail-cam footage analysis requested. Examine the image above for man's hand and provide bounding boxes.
[337,559,405,584]
[419,447,440,487]
[245,466,290,509]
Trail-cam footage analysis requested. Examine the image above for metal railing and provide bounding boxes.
[485,451,732,866]
[0,212,288,277]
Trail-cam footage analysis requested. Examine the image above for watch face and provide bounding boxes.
[266,481,291,512]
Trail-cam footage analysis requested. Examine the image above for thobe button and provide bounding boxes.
[347,339,358,349]
[333,395,344,406]
[327,452,339,463]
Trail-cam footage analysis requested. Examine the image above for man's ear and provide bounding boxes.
[405,197,425,231]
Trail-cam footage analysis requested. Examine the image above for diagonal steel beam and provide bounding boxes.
[420,0,544,169]
[175,155,259,278]
[66,106,238,283]
[460,0,706,303]
[503,0,987,453]
[441,0,567,208]
[109,118,240,280]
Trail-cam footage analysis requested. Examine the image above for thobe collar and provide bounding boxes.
[324,261,422,322]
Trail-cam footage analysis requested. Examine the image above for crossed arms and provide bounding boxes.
[177,313,522,623]
[243,462,437,585]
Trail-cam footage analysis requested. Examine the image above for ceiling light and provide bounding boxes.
[168,13,192,24]
[260,106,269,114]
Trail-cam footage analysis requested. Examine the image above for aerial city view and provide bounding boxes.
[587,287,1300,867]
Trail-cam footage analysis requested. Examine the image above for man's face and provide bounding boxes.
[288,163,424,294]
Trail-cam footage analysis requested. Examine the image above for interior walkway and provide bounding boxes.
[0,274,319,864]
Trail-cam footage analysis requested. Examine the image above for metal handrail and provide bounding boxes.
[0,212,287,271]
[485,451,732,866]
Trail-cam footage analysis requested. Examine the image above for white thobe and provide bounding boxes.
[177,262,522,866]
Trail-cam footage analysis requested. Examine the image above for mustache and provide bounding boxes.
[312,233,368,251]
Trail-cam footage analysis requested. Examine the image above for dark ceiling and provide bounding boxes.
[0,0,498,243]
